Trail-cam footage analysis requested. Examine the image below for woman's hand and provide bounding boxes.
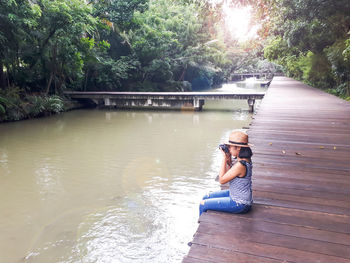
[220,148,232,167]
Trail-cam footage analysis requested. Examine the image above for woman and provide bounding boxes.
[199,130,253,216]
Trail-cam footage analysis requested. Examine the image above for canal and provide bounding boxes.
[0,81,266,263]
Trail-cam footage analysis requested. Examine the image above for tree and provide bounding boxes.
[125,0,230,90]
[0,0,38,89]
[252,0,350,96]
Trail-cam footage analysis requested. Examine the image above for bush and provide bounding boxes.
[0,88,65,122]
[185,64,216,91]
[26,95,64,117]
[25,96,46,117]
[0,87,25,121]
[0,96,8,115]
[326,82,350,99]
[44,95,64,113]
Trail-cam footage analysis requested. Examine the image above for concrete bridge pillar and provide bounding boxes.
[247,98,255,112]
[193,98,205,111]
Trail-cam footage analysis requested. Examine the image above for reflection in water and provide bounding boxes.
[0,82,266,263]
[0,149,9,176]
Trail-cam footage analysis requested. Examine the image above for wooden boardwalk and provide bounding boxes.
[183,77,350,263]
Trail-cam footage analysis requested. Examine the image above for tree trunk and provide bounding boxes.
[141,72,147,83]
[84,69,89,91]
[178,64,187,81]
[0,62,6,90]
[46,73,53,95]
[56,75,64,95]
[29,28,57,71]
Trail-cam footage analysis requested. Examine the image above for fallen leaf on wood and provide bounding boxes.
[333,146,337,150]
[295,152,301,155]
[319,146,325,149]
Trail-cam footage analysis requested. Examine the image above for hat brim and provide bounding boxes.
[224,141,253,147]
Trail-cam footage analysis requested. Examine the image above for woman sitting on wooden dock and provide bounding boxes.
[199,130,253,216]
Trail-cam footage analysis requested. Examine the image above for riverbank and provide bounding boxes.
[0,80,250,122]
[0,90,85,123]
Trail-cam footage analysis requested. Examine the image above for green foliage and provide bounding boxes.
[26,96,46,116]
[258,0,350,97]
[24,94,64,117]
[344,33,350,61]
[1,0,260,97]
[0,87,25,121]
[95,56,140,90]
[125,0,232,90]
[326,82,350,98]
[303,52,334,89]
[93,0,148,29]
[0,87,64,121]
[1,0,285,122]
[0,96,9,114]
[0,0,97,93]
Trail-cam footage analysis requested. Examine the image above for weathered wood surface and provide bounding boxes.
[183,77,350,263]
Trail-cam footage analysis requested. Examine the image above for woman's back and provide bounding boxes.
[229,160,253,205]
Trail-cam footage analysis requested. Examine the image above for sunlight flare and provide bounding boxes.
[223,4,256,42]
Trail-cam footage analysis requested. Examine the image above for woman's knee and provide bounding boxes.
[202,192,210,200]
[199,200,207,216]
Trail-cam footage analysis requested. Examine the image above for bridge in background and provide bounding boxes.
[231,72,275,81]
[64,91,265,112]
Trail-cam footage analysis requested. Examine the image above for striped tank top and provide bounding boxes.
[229,160,253,205]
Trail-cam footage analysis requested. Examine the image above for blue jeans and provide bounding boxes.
[199,189,251,216]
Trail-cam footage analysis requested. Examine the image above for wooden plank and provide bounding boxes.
[253,184,350,202]
[253,190,350,209]
[183,255,216,263]
[200,212,350,246]
[185,244,287,263]
[192,231,350,263]
[196,220,350,259]
[250,138,350,148]
[248,126,350,134]
[254,169,350,185]
[252,178,350,196]
[254,197,350,215]
[253,158,350,173]
[252,175,350,193]
[254,163,350,177]
[205,205,350,233]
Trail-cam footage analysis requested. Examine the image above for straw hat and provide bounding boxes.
[224,131,253,147]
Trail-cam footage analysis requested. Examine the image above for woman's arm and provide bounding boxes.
[219,159,246,184]
[219,152,231,179]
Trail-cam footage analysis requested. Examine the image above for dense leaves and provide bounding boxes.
[254,0,350,98]
[1,0,279,121]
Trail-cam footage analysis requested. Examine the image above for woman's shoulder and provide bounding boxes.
[238,159,251,166]
[232,160,247,172]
